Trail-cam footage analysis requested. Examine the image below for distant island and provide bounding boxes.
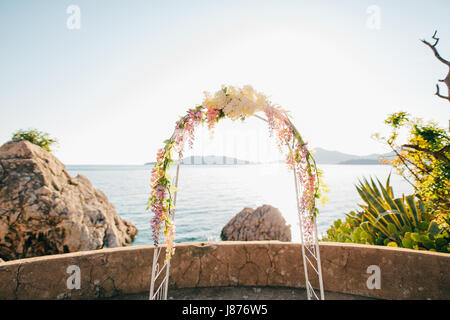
[144,148,395,166]
[312,148,394,165]
[145,155,254,166]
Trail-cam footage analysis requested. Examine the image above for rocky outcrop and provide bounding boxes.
[221,205,291,241]
[0,140,137,261]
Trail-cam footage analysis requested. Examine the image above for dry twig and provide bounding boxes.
[422,31,450,102]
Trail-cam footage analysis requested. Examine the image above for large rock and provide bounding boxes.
[221,205,291,241]
[0,140,137,261]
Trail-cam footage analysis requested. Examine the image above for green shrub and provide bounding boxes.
[11,128,57,152]
[374,112,449,229]
[324,175,450,253]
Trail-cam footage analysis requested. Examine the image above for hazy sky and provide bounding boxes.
[1,0,449,164]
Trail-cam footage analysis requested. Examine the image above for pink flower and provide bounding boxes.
[206,108,220,130]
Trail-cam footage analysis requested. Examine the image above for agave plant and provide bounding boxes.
[324,174,449,253]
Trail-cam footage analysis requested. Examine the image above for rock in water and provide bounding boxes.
[220,205,291,241]
[0,140,137,261]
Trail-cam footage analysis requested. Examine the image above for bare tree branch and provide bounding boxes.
[422,30,450,102]
[435,84,450,100]
[401,144,450,163]
[422,31,450,65]
[389,145,422,187]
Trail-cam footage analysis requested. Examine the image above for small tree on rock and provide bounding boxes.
[11,128,58,152]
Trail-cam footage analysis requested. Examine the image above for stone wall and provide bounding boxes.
[0,241,448,300]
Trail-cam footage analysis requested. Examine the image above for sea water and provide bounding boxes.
[66,164,412,245]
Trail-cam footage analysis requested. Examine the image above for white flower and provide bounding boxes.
[203,89,227,110]
[203,85,270,120]
[223,98,241,120]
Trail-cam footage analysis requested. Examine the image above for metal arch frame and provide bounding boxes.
[149,113,325,300]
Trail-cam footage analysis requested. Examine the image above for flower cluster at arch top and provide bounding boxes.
[148,85,323,262]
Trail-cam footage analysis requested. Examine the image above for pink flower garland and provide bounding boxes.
[264,106,318,215]
[149,101,320,263]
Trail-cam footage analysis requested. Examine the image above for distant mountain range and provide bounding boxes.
[312,148,394,165]
[145,148,395,166]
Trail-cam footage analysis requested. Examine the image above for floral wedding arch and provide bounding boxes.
[148,85,325,300]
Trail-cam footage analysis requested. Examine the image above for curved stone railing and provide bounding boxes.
[0,241,448,300]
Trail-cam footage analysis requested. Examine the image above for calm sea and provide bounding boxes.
[66,164,413,245]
